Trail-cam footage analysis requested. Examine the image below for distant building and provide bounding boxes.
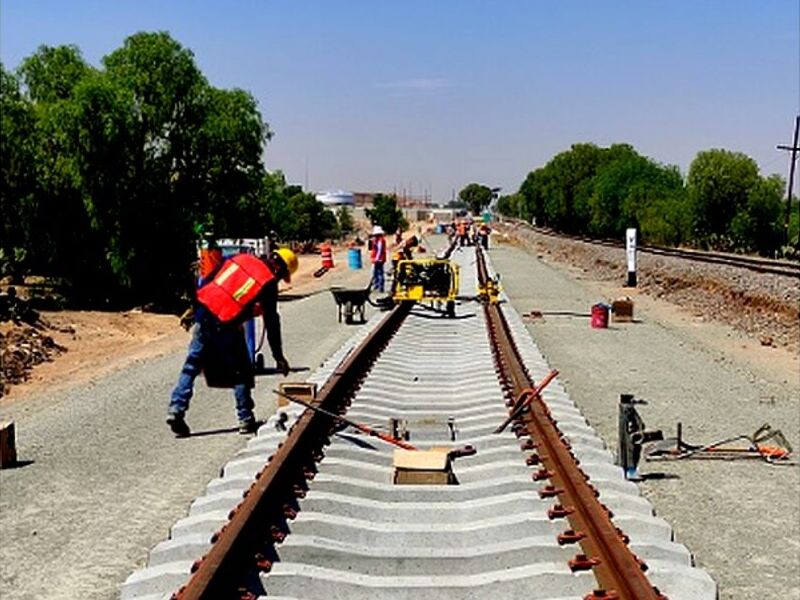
[315,190,355,207]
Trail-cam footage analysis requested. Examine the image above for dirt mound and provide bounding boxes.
[0,324,67,397]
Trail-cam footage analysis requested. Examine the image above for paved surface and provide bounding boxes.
[490,241,800,600]
[0,262,372,600]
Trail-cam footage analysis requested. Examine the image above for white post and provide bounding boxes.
[625,228,637,287]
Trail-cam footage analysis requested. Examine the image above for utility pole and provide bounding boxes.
[777,115,800,247]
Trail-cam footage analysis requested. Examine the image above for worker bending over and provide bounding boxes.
[167,248,298,438]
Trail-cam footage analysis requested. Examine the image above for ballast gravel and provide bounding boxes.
[490,241,799,600]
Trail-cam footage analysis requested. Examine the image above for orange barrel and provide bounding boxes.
[591,303,609,329]
[320,243,334,268]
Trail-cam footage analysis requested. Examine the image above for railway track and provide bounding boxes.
[121,245,716,600]
[507,219,800,278]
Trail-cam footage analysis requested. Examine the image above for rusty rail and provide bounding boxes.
[475,246,664,600]
[505,219,800,278]
[173,301,413,599]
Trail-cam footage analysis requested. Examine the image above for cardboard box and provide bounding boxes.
[612,298,634,322]
[393,448,455,485]
[277,382,317,408]
[0,420,17,468]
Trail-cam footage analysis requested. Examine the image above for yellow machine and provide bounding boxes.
[392,259,459,317]
[477,276,502,304]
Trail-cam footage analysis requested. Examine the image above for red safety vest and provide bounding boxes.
[370,235,386,263]
[197,254,276,323]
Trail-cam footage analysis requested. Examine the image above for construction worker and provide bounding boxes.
[167,247,299,438]
[369,225,387,292]
[477,222,490,249]
[390,235,419,295]
[456,220,469,247]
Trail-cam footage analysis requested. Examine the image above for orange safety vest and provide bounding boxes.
[370,235,386,263]
[197,254,276,323]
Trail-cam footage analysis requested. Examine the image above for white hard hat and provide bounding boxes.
[372,225,385,235]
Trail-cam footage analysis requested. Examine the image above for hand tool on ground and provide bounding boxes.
[274,388,418,450]
[646,422,794,465]
[494,369,558,434]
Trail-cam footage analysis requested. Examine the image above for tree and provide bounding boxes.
[366,194,407,233]
[282,191,338,243]
[458,183,493,215]
[336,206,354,236]
[495,193,522,218]
[587,147,685,239]
[729,174,784,256]
[3,33,275,307]
[18,45,92,103]
[687,149,760,248]
[0,65,37,279]
[518,143,612,233]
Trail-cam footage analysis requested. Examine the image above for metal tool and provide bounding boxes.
[493,369,558,434]
[646,422,793,464]
[274,388,418,450]
[617,394,663,480]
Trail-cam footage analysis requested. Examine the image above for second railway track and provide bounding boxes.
[122,244,716,600]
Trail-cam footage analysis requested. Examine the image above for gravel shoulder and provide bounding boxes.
[490,238,800,600]
[0,252,373,600]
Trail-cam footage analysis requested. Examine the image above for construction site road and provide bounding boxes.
[1,235,798,600]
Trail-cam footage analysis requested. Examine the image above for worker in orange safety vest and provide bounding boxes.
[167,247,299,438]
[369,225,387,292]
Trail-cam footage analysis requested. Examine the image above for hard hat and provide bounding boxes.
[274,247,299,283]
[371,225,385,236]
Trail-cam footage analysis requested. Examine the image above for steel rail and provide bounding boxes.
[476,246,664,600]
[506,219,800,277]
[173,301,413,600]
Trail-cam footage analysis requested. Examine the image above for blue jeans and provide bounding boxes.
[169,321,255,422]
[372,262,385,292]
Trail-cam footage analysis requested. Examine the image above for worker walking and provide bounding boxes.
[167,247,299,438]
[369,225,387,293]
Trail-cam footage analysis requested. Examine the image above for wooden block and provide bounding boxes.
[278,382,317,408]
[393,448,453,485]
[612,298,634,322]
[0,420,17,468]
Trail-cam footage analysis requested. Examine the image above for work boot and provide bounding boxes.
[238,417,259,435]
[167,413,191,438]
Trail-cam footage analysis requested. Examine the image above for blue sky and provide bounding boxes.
[2,1,798,201]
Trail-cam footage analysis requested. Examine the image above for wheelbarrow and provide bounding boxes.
[330,285,372,324]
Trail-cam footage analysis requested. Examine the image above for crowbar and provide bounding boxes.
[493,369,558,434]
[274,388,418,450]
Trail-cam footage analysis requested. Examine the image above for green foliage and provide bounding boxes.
[587,147,685,239]
[495,193,522,218]
[366,194,407,233]
[336,206,355,236]
[282,191,338,242]
[687,149,760,247]
[728,174,784,256]
[458,183,493,215]
[19,45,92,103]
[508,142,784,255]
[0,64,37,280]
[1,32,334,308]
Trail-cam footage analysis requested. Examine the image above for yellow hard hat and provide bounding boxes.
[275,247,298,282]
